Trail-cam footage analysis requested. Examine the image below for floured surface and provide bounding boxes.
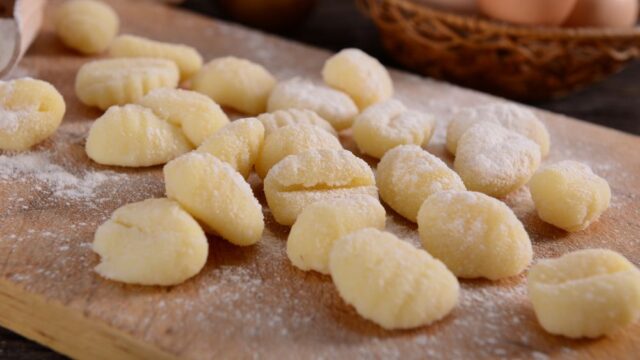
[0,0,639,359]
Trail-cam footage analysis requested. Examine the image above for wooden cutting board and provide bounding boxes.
[1,0,639,358]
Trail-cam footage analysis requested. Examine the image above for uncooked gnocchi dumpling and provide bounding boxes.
[528,249,640,338]
[529,161,611,232]
[264,149,377,226]
[353,99,435,159]
[257,108,337,137]
[454,122,541,197]
[86,104,191,167]
[446,103,550,157]
[75,58,179,110]
[110,34,203,80]
[0,78,66,151]
[322,48,393,110]
[196,118,264,178]
[417,190,533,280]
[54,0,119,55]
[329,228,459,330]
[93,198,208,286]
[164,152,264,246]
[376,145,465,222]
[138,88,229,147]
[267,77,358,131]
[256,124,342,178]
[287,196,385,274]
[192,56,276,115]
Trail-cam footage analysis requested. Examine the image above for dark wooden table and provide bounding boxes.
[3,1,640,359]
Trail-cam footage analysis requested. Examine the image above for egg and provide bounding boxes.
[417,0,478,13]
[565,0,638,28]
[478,0,578,26]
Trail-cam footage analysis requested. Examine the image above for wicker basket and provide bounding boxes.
[357,0,640,100]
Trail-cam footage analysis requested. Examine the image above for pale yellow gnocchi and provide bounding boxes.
[0,78,66,151]
[528,249,640,338]
[287,196,385,274]
[164,152,264,246]
[54,0,119,55]
[329,228,459,330]
[93,198,208,286]
[257,108,337,137]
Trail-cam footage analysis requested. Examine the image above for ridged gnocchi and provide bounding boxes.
[75,58,180,110]
[528,249,640,338]
[529,161,611,232]
[353,99,435,159]
[196,118,264,178]
[257,108,337,137]
[322,48,393,110]
[164,152,264,246]
[0,78,66,151]
[287,196,385,274]
[138,88,229,147]
[376,145,465,222]
[85,104,191,167]
[93,198,208,286]
[267,77,358,131]
[264,149,377,226]
[54,0,119,55]
[329,228,459,330]
[417,190,533,280]
[192,57,276,115]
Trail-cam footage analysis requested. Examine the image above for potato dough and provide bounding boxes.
[267,77,358,131]
[329,228,459,330]
[376,145,465,222]
[417,190,533,280]
[110,34,203,80]
[192,56,276,115]
[287,196,385,274]
[529,161,611,232]
[164,152,264,246]
[264,149,377,226]
[75,58,179,110]
[93,198,208,286]
[257,108,337,137]
[138,88,229,147]
[54,0,119,55]
[86,104,191,167]
[528,249,640,338]
[256,124,342,178]
[0,78,66,151]
[196,118,264,178]
[353,99,435,159]
[322,48,393,110]
[454,122,541,197]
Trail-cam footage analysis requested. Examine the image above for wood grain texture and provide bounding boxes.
[0,0,639,358]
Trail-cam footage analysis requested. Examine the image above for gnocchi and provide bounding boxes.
[0,78,66,151]
[256,124,342,178]
[454,122,541,197]
[192,57,276,115]
[138,88,229,147]
[54,0,119,55]
[93,198,208,286]
[287,196,385,274]
[267,77,358,131]
[529,161,611,232]
[164,152,264,246]
[75,58,180,110]
[196,118,265,178]
[353,99,435,159]
[85,104,191,167]
[329,228,459,330]
[257,108,337,137]
[322,48,393,110]
[264,149,377,226]
[528,249,640,338]
[417,190,533,280]
[110,34,203,80]
[376,145,465,222]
